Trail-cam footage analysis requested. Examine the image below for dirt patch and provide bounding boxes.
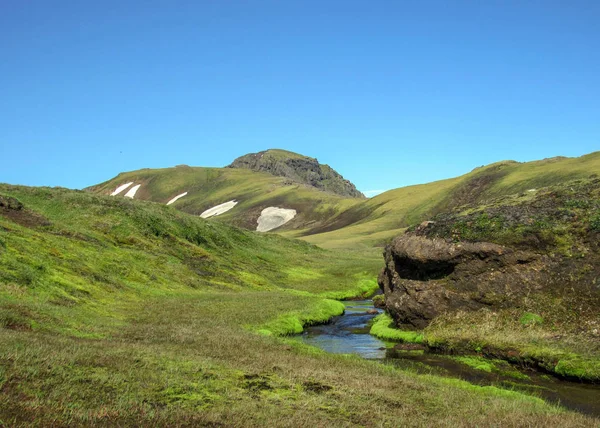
[0,195,51,228]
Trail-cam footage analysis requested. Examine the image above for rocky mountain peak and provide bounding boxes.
[227,149,365,198]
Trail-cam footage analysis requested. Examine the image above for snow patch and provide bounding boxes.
[256,207,297,232]
[200,200,238,218]
[167,192,188,205]
[124,184,141,199]
[111,182,134,196]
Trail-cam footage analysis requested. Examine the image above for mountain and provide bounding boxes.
[87,150,600,250]
[86,151,363,234]
[228,149,365,198]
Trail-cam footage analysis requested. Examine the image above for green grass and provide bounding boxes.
[453,356,496,373]
[425,307,600,382]
[0,184,594,425]
[256,298,345,336]
[370,313,424,343]
[449,356,530,380]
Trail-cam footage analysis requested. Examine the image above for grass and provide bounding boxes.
[449,356,530,380]
[2,295,585,426]
[0,184,595,425]
[256,298,345,336]
[425,308,600,382]
[370,313,424,343]
[452,356,496,373]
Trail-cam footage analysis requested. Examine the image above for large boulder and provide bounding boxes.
[378,233,544,329]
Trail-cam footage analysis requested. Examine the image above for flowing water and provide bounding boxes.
[296,300,600,418]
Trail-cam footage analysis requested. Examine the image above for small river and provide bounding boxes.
[296,300,600,418]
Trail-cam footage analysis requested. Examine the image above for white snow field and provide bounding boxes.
[124,184,141,199]
[256,207,297,232]
[166,192,188,205]
[111,182,134,196]
[200,200,238,219]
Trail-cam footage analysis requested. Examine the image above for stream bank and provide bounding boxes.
[295,299,600,418]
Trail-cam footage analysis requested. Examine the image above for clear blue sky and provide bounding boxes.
[1,1,599,195]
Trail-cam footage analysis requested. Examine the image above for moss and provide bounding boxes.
[452,356,495,373]
[320,278,379,300]
[370,313,424,343]
[0,178,597,425]
[554,357,600,381]
[520,312,544,327]
[256,299,345,336]
[372,294,385,306]
[426,375,552,409]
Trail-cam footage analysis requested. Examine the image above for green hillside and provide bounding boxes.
[297,151,600,249]
[2,184,590,425]
[87,165,360,232]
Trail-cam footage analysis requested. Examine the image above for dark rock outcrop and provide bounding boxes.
[228,149,365,198]
[0,195,24,211]
[379,179,600,331]
[0,195,51,228]
[378,233,544,329]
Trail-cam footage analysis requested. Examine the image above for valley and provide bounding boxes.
[1,150,599,426]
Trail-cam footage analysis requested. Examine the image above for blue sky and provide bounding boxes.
[1,1,599,194]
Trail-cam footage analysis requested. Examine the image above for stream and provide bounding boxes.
[295,300,600,418]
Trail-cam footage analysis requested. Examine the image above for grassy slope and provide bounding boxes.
[0,185,593,426]
[300,151,600,249]
[88,166,360,232]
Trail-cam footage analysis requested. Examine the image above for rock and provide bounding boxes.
[366,309,379,315]
[228,149,365,198]
[0,195,23,211]
[415,220,435,234]
[378,233,543,329]
[372,294,386,308]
